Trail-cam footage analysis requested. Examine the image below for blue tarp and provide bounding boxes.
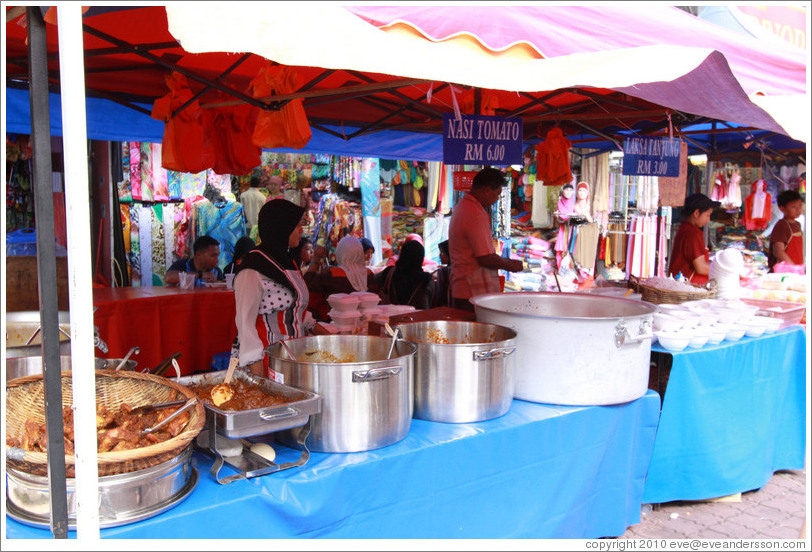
[6,391,660,539]
[643,326,807,503]
[5,87,446,162]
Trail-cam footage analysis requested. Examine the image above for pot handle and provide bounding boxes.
[352,365,402,382]
[473,346,516,361]
[614,319,654,348]
[259,406,299,421]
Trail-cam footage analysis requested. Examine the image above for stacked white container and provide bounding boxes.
[709,248,744,299]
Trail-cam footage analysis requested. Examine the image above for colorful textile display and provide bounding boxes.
[194,200,246,269]
[151,143,169,201]
[181,171,207,198]
[167,170,182,199]
[118,141,132,201]
[139,142,154,202]
[162,203,176,270]
[151,204,166,285]
[129,142,141,200]
[128,204,141,286]
[138,204,153,283]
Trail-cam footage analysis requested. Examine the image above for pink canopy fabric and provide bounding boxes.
[346,4,806,97]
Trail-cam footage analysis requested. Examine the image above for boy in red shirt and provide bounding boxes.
[668,193,720,284]
[768,190,805,271]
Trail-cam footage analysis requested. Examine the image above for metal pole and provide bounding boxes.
[58,4,102,540]
[26,6,69,539]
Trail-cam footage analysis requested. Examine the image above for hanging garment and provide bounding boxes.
[150,143,169,201]
[118,141,132,201]
[129,204,141,286]
[743,179,772,230]
[181,171,207,198]
[150,71,217,174]
[151,204,166,285]
[139,143,154,202]
[725,171,743,208]
[535,127,572,187]
[129,142,142,200]
[194,200,247,269]
[710,171,727,202]
[657,140,689,207]
[163,203,176,270]
[138,204,153,286]
[167,171,182,200]
[249,63,312,149]
[572,221,599,271]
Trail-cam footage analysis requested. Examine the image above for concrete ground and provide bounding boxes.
[620,468,808,540]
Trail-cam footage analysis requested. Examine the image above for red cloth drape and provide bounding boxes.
[535,127,572,187]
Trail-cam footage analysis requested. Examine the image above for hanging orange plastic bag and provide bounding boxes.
[151,72,216,174]
[209,92,261,176]
[248,64,312,150]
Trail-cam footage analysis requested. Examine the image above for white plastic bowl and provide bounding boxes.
[740,317,767,338]
[327,293,361,311]
[715,308,743,324]
[350,291,381,309]
[686,327,710,348]
[707,324,728,344]
[654,312,684,332]
[724,324,747,342]
[755,315,782,334]
[328,309,362,322]
[654,330,690,352]
[657,304,687,314]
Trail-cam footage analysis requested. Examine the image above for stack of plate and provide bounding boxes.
[709,248,744,299]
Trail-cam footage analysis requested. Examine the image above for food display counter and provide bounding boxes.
[643,326,807,504]
[92,286,236,375]
[6,391,660,539]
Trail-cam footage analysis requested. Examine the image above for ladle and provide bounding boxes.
[279,339,298,361]
[385,323,400,359]
[115,346,140,371]
[211,356,239,407]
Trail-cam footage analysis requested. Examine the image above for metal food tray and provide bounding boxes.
[177,370,322,439]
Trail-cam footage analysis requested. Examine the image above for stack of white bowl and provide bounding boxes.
[651,297,776,352]
[352,291,385,326]
[709,248,744,299]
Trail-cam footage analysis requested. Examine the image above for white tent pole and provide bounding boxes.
[57,4,101,540]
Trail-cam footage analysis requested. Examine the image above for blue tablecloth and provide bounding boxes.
[643,326,807,504]
[7,391,660,540]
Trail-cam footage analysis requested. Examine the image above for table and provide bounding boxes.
[93,286,236,375]
[643,326,807,504]
[6,391,660,539]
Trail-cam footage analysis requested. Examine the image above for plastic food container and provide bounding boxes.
[707,324,728,344]
[724,324,747,342]
[327,293,361,312]
[686,327,710,348]
[350,291,381,309]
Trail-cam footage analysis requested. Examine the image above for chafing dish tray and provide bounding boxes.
[177,370,322,439]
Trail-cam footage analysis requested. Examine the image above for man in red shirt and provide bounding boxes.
[448,167,524,311]
[668,193,720,285]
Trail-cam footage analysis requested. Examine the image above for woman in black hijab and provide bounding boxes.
[232,199,312,377]
[376,239,434,309]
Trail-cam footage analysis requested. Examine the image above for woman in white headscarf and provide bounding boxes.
[303,235,379,321]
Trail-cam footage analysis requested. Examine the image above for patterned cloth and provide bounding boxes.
[139,143,153,202]
[129,142,141,200]
[138,204,153,285]
[167,171,182,200]
[194,200,246,269]
[151,204,166,285]
[151,143,169,201]
[163,203,176,270]
[129,204,141,286]
[181,171,207,198]
[118,142,132,201]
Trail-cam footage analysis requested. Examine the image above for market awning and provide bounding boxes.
[5,4,808,157]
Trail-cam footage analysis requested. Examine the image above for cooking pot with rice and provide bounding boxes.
[266,335,416,453]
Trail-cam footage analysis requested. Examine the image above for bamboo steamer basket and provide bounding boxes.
[5,369,204,477]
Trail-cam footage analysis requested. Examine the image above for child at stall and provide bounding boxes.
[768,190,805,271]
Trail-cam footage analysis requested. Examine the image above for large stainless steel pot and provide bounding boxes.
[6,356,138,381]
[471,292,656,406]
[395,320,516,423]
[266,335,416,453]
[5,446,197,529]
[6,311,71,358]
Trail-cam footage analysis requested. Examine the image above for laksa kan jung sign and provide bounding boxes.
[622,136,683,177]
[443,113,523,166]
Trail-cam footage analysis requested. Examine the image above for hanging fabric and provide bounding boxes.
[138,204,153,285]
[657,140,688,207]
[743,179,772,230]
[534,127,572,187]
[139,143,154,202]
[118,141,132,202]
[129,142,142,200]
[151,204,166,285]
[150,143,169,201]
[128,204,141,286]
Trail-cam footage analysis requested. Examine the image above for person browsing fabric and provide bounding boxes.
[232,199,314,378]
[165,235,225,284]
[667,193,720,285]
[304,236,378,320]
[448,167,524,311]
[768,190,805,270]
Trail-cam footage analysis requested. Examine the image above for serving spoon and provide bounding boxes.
[385,323,401,359]
[211,356,239,407]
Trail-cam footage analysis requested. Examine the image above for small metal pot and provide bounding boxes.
[396,320,517,423]
[6,356,138,381]
[6,311,71,359]
[266,335,415,453]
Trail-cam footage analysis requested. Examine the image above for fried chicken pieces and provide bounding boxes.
[7,403,190,454]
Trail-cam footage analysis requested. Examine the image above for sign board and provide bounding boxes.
[622,137,682,177]
[443,113,523,165]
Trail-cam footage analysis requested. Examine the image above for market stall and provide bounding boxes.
[643,326,806,504]
[6,391,660,539]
